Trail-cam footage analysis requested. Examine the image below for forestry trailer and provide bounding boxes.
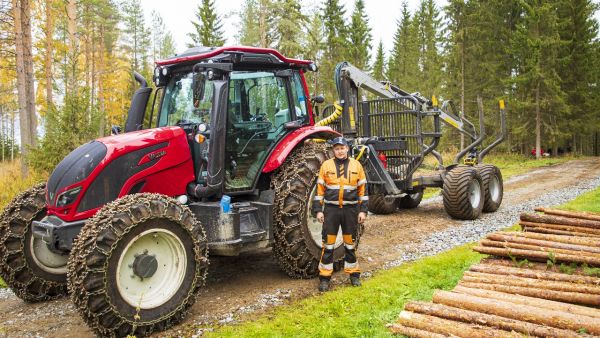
[0,46,505,337]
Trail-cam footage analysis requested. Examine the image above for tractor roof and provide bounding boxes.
[155,46,315,70]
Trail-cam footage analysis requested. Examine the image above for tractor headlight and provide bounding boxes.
[56,186,82,208]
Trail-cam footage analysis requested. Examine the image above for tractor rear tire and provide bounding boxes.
[442,167,484,220]
[271,142,361,278]
[67,193,208,337]
[368,194,398,214]
[398,190,423,209]
[0,183,68,302]
[476,164,503,212]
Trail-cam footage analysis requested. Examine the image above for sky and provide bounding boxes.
[142,0,448,60]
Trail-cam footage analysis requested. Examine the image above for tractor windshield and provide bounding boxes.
[158,71,213,127]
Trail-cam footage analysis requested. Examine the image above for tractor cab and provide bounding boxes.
[150,46,317,196]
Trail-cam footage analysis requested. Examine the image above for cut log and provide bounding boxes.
[522,226,600,238]
[521,213,600,229]
[405,300,585,338]
[398,310,521,338]
[479,258,593,276]
[462,271,600,295]
[432,290,600,334]
[520,221,600,236]
[453,285,600,319]
[479,239,600,259]
[487,233,600,254]
[388,323,448,338]
[535,207,600,222]
[469,263,600,285]
[458,281,600,307]
[473,245,600,266]
[500,231,600,247]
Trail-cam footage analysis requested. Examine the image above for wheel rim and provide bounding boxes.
[29,235,68,275]
[409,192,421,200]
[469,179,482,209]
[116,228,187,309]
[489,175,501,202]
[307,185,343,249]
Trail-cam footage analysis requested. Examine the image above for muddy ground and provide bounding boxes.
[1,158,599,337]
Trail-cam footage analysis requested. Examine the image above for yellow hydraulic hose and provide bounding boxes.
[315,101,343,126]
[355,145,367,161]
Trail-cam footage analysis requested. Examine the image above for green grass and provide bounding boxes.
[206,176,600,338]
[205,244,483,338]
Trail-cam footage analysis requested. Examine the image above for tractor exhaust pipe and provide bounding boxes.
[124,71,152,133]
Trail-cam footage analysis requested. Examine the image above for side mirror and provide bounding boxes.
[192,72,206,108]
[111,125,121,135]
[311,95,325,104]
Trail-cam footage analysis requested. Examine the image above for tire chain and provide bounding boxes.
[67,193,209,337]
[271,142,362,278]
[0,182,68,302]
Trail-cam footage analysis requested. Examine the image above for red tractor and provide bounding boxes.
[0,47,344,336]
[0,45,505,337]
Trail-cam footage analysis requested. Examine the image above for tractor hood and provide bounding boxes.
[46,127,194,221]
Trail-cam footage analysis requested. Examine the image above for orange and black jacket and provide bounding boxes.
[312,157,368,214]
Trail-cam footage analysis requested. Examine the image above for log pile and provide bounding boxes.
[390,208,600,337]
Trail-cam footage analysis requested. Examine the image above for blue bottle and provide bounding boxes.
[220,195,231,213]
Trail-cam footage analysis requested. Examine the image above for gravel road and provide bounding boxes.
[0,158,599,338]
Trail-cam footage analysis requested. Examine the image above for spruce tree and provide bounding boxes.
[188,0,225,47]
[372,40,385,81]
[320,0,348,101]
[348,0,372,70]
[273,0,307,57]
[237,0,260,46]
[387,1,419,91]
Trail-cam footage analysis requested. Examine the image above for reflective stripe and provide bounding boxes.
[324,200,358,205]
[324,244,335,250]
[360,196,369,201]
[344,243,355,250]
[344,186,357,191]
[314,196,324,201]
[317,179,325,185]
[319,262,333,271]
[344,261,358,269]
[357,179,367,186]
[326,184,340,189]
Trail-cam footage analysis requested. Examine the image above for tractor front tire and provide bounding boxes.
[0,183,68,302]
[442,167,484,220]
[67,193,208,337]
[476,164,503,212]
[272,142,359,278]
[398,190,424,209]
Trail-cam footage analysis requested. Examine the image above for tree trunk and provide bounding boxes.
[404,301,583,338]
[398,310,520,338]
[522,224,600,237]
[97,28,105,137]
[66,0,77,96]
[484,233,600,254]
[433,290,600,334]
[473,245,600,265]
[469,263,600,285]
[453,285,600,319]
[44,0,53,110]
[497,230,600,247]
[460,28,465,151]
[535,82,541,159]
[521,212,600,229]
[388,323,446,338]
[13,0,36,177]
[535,207,600,222]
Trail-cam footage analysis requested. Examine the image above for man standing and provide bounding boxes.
[312,137,368,292]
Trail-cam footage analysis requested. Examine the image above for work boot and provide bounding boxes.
[318,278,330,292]
[350,274,361,287]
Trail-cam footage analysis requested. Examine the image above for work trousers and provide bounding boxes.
[318,204,360,280]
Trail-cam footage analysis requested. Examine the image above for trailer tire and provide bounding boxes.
[442,167,484,220]
[476,164,503,212]
[67,193,208,337]
[0,183,68,302]
[271,142,360,278]
[368,194,398,214]
[398,190,423,209]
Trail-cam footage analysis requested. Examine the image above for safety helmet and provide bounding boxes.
[329,137,349,146]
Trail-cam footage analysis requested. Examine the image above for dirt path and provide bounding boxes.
[1,158,599,337]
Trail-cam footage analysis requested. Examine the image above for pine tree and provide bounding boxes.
[387,1,419,91]
[372,40,385,80]
[273,0,307,57]
[152,11,176,60]
[348,0,372,70]
[188,0,225,47]
[320,0,348,101]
